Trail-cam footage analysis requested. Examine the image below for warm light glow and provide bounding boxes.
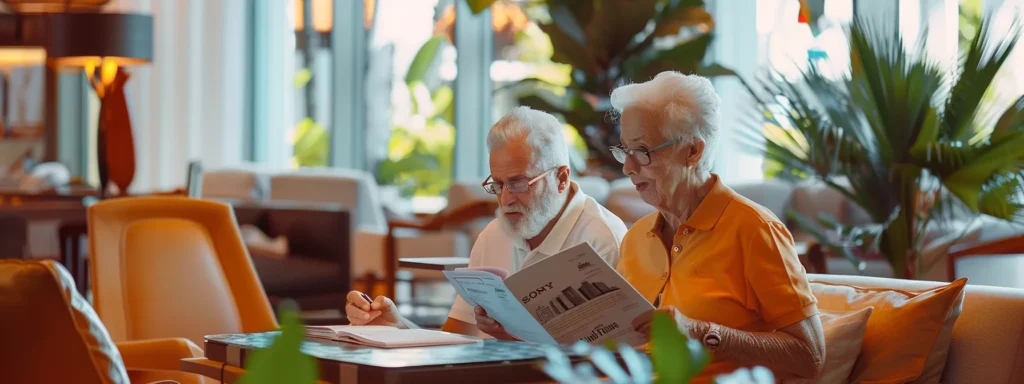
[293,0,333,32]
[100,58,118,85]
[53,56,148,68]
[0,48,46,68]
[82,57,123,97]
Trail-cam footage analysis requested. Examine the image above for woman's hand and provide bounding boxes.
[632,305,702,341]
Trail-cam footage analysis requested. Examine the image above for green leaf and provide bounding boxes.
[977,172,1024,221]
[239,303,318,384]
[588,0,659,65]
[651,5,713,37]
[538,23,601,76]
[465,0,498,14]
[651,312,707,384]
[432,85,454,119]
[547,0,595,28]
[493,77,562,95]
[909,107,941,161]
[994,94,1024,140]
[944,16,1021,141]
[944,131,1024,210]
[292,118,329,167]
[624,34,712,80]
[696,63,736,77]
[405,36,444,85]
[294,68,312,89]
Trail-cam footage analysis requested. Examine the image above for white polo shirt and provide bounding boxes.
[447,181,628,324]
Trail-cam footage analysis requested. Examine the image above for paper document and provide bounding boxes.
[444,242,654,346]
[305,325,481,348]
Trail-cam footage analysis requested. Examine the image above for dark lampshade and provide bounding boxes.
[46,12,153,67]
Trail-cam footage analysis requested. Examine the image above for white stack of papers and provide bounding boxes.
[305,325,481,348]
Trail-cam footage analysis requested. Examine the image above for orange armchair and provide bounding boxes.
[87,196,279,348]
[0,259,206,383]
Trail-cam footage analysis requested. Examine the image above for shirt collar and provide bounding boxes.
[509,181,587,256]
[647,173,735,236]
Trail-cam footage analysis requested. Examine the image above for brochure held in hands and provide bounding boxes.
[443,242,655,346]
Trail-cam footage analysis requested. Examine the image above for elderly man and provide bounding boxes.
[345,106,628,338]
[610,72,825,382]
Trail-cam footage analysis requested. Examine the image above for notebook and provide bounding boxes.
[305,325,481,348]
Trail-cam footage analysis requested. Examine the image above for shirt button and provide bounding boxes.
[672,245,681,253]
[661,272,669,280]
[682,228,691,235]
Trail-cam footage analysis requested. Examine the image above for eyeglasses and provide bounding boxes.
[609,138,683,166]
[482,168,554,195]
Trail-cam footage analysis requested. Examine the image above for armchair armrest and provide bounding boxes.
[947,233,1024,281]
[117,338,204,373]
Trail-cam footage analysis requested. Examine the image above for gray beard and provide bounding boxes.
[497,188,566,240]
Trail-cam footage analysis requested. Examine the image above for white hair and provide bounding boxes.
[609,71,721,173]
[487,106,570,175]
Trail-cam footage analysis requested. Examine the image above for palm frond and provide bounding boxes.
[943,131,1024,210]
[994,94,1024,141]
[943,15,1022,141]
[977,171,1024,223]
[848,18,946,162]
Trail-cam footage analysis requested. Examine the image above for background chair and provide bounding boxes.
[0,213,28,259]
[266,169,473,297]
[0,259,205,384]
[88,196,279,348]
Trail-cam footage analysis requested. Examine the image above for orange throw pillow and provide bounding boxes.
[810,278,967,384]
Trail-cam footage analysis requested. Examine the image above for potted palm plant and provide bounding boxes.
[745,15,1024,279]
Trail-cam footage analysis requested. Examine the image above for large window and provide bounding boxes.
[290,0,343,168]
[370,0,457,211]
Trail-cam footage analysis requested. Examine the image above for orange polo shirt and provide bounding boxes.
[617,174,818,381]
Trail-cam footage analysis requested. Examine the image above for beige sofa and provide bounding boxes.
[809,273,1024,383]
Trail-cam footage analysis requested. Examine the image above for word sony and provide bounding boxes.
[580,322,620,343]
[521,282,554,304]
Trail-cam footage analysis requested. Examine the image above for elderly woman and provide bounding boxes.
[610,72,825,382]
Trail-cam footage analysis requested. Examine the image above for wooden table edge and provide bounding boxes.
[181,357,333,384]
[398,257,469,271]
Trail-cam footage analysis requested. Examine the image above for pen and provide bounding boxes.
[360,292,373,305]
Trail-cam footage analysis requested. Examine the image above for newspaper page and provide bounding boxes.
[444,242,653,346]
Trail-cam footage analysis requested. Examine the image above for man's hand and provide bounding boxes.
[345,290,406,328]
[473,306,519,341]
[632,305,700,342]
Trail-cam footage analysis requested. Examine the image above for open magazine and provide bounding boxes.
[443,242,654,346]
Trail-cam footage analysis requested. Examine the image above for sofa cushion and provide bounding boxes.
[251,254,345,294]
[810,278,967,384]
[791,307,873,384]
[808,274,1024,384]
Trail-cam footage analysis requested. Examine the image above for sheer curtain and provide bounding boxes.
[91,0,279,193]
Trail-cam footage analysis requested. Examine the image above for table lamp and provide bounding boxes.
[46,12,153,198]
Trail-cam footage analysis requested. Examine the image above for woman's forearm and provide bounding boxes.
[687,320,824,379]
